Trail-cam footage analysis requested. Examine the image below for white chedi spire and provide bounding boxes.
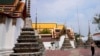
[24,17,32,28]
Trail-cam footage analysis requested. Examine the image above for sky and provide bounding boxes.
[30,0,100,37]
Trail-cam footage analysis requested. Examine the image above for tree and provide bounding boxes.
[74,33,80,38]
[74,33,84,37]
[39,28,51,34]
[93,14,100,30]
[74,33,84,42]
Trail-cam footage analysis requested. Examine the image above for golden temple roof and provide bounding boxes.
[32,23,64,29]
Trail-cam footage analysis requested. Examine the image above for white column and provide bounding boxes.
[3,18,15,49]
[0,17,6,50]
[3,18,24,50]
[0,24,6,50]
[15,18,24,43]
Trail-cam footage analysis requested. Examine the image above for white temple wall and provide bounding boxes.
[3,18,14,49]
[43,42,52,50]
[59,34,76,49]
[3,18,24,50]
[0,24,6,50]
[59,35,65,49]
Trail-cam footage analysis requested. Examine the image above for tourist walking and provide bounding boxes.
[91,42,95,56]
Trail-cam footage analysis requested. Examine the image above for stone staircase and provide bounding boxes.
[61,38,72,50]
[76,38,84,48]
[85,36,93,48]
[10,28,44,56]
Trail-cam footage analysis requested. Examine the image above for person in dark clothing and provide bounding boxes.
[91,42,96,56]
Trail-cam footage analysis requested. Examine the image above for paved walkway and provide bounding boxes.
[0,48,100,56]
[45,48,100,56]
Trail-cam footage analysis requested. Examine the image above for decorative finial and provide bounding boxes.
[35,9,37,30]
[88,20,91,36]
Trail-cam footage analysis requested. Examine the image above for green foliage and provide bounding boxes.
[74,33,84,37]
[39,28,51,34]
[74,33,84,42]
[93,14,100,24]
[93,14,100,29]
[74,33,80,38]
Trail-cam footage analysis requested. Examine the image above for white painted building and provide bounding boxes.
[42,34,75,50]
[0,0,26,51]
[0,18,24,50]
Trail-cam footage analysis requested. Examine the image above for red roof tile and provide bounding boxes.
[93,32,100,36]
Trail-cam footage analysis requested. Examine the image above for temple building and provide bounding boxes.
[61,27,75,49]
[92,32,100,47]
[32,23,64,32]
[85,22,93,47]
[0,0,26,51]
[32,23,76,49]
[0,0,76,56]
[32,23,64,38]
[32,23,65,49]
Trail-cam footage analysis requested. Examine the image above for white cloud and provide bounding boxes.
[42,0,85,17]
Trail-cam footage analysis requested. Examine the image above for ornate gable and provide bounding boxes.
[0,0,25,18]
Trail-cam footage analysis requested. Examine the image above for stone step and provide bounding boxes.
[10,26,44,55]
[61,46,72,49]
[21,31,35,33]
[19,35,39,38]
[15,42,39,47]
[64,38,69,40]
[22,28,34,31]
[61,38,73,49]
[63,39,70,42]
[14,46,40,50]
[62,44,71,46]
[21,33,35,35]
[10,52,42,56]
[17,39,38,43]
[13,47,40,53]
[63,41,70,43]
[17,38,38,41]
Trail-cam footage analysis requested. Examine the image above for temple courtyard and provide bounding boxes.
[0,48,100,56]
[45,48,100,56]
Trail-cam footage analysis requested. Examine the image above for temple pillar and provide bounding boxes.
[0,15,6,50]
[4,18,16,50]
[15,18,24,43]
